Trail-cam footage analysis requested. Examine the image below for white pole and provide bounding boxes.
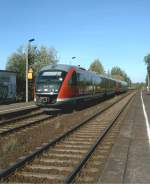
[25,38,35,102]
[26,43,29,102]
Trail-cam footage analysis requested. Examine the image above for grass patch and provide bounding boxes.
[2,138,18,154]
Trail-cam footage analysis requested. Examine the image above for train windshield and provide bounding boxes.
[36,70,67,93]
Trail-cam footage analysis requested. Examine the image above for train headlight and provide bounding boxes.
[50,92,54,95]
[59,77,63,81]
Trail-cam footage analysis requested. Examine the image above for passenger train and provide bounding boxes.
[34,64,128,109]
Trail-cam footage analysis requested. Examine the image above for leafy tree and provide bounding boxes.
[144,54,150,90]
[146,74,148,86]
[89,59,105,74]
[32,46,58,75]
[6,47,26,79]
[144,54,150,65]
[111,67,123,76]
[131,82,145,89]
[6,45,58,100]
[111,66,131,86]
[6,47,26,100]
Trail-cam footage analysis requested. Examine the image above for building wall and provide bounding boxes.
[0,71,16,101]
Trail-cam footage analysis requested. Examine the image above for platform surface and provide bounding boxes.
[99,90,150,183]
[0,101,36,115]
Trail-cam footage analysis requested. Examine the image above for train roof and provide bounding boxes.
[40,64,127,84]
[40,64,77,72]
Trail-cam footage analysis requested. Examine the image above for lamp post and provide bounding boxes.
[69,57,76,65]
[26,38,35,102]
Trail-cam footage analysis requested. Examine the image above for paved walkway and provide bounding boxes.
[0,101,36,115]
[99,90,150,183]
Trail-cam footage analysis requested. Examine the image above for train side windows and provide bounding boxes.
[68,72,77,86]
[77,73,80,81]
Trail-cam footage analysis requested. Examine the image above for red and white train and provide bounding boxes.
[34,64,128,109]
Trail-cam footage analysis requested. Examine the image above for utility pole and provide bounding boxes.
[26,38,35,102]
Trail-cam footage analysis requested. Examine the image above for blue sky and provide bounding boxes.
[0,0,150,82]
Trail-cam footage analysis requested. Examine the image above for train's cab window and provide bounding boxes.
[68,72,77,86]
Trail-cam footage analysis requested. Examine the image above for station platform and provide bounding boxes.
[0,101,36,116]
[99,90,150,183]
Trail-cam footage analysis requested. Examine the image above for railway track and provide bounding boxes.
[0,105,40,122]
[70,95,133,183]
[0,91,135,183]
[0,109,55,137]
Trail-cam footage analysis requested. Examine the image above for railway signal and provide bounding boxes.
[28,68,33,80]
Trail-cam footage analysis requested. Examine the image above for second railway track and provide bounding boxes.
[0,91,136,183]
[0,109,55,137]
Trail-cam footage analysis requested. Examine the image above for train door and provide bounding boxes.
[68,71,78,97]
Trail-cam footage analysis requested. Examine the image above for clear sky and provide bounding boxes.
[0,0,150,82]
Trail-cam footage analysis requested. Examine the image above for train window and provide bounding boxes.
[36,70,67,93]
[42,71,62,76]
[37,71,66,83]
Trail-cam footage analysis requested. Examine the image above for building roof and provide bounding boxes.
[0,70,16,74]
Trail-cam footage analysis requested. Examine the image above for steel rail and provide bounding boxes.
[0,92,134,181]
[0,106,40,121]
[0,110,44,126]
[64,93,135,183]
[0,115,55,137]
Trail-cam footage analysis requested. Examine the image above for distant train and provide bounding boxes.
[34,64,128,109]
[0,70,16,103]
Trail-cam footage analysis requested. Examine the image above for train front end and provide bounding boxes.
[34,64,77,109]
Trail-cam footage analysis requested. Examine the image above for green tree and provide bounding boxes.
[32,46,58,75]
[144,54,150,65]
[111,67,124,80]
[146,74,148,86]
[131,82,145,89]
[144,54,150,90]
[89,59,105,74]
[6,45,58,100]
[111,66,131,86]
[6,47,26,100]
[111,67,122,76]
[6,47,26,80]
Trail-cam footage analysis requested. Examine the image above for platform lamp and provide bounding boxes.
[26,38,35,102]
[69,57,76,65]
[147,65,150,93]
